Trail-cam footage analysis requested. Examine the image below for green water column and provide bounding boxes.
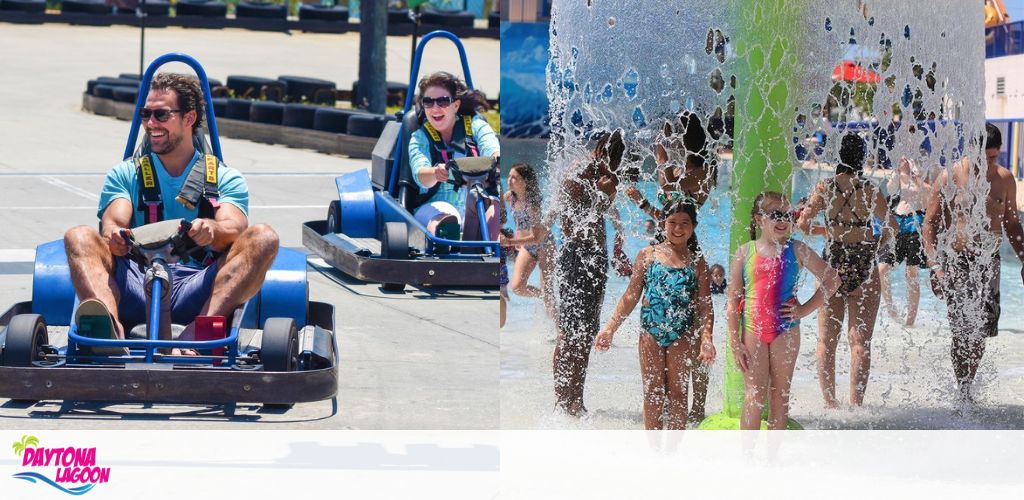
[700,0,805,430]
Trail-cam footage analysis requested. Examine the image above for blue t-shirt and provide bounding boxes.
[408,115,500,213]
[97,150,249,228]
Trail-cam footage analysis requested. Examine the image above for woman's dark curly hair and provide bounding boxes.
[150,73,205,135]
[417,71,489,115]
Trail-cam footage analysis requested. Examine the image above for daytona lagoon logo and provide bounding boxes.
[11,435,111,495]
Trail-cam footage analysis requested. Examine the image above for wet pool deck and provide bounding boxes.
[0,23,498,429]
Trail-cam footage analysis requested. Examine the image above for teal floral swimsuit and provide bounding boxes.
[640,258,698,348]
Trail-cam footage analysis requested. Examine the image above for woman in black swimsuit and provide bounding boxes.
[797,133,895,408]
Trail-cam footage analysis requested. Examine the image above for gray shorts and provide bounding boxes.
[114,256,219,329]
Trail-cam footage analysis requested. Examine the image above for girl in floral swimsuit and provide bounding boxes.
[595,200,715,430]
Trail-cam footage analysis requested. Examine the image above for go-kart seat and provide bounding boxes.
[396,107,429,213]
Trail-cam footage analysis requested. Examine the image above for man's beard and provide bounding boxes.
[150,132,183,155]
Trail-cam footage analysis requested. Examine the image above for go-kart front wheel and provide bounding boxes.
[260,318,299,372]
[326,199,342,234]
[1,314,48,368]
[381,222,409,291]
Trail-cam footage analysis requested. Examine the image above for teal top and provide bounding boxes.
[98,150,250,227]
[640,259,698,348]
[408,114,500,213]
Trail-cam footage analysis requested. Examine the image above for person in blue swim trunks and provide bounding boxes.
[877,156,931,327]
[595,199,715,430]
[63,73,280,355]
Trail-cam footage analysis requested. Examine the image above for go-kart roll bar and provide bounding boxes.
[122,53,223,162]
[389,30,474,197]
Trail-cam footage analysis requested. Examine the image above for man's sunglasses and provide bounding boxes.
[763,210,794,223]
[139,108,182,122]
[421,96,453,109]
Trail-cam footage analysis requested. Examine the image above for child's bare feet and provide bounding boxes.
[823,398,841,409]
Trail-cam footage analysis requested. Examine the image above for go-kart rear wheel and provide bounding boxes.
[2,314,48,368]
[261,318,299,372]
[326,200,343,234]
[381,222,409,292]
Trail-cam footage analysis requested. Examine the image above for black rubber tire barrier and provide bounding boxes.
[211,97,228,119]
[118,73,141,81]
[0,0,47,13]
[312,107,369,134]
[175,0,226,17]
[388,8,412,24]
[115,0,169,15]
[235,1,286,19]
[111,86,140,103]
[86,77,138,94]
[420,8,475,28]
[277,75,336,104]
[225,98,252,121]
[61,0,112,14]
[488,11,499,28]
[282,104,319,129]
[250,101,285,125]
[93,84,116,99]
[347,113,395,138]
[226,75,286,100]
[351,80,407,107]
[298,4,348,22]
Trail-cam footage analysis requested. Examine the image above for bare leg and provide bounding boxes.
[64,226,125,340]
[538,244,558,321]
[817,295,845,408]
[767,329,800,430]
[741,332,770,430]
[689,336,709,424]
[952,334,986,394]
[639,333,668,430]
[905,266,920,326]
[847,270,880,407]
[500,290,507,328]
[510,250,542,298]
[664,338,697,430]
[463,196,499,241]
[426,214,459,237]
[878,262,897,318]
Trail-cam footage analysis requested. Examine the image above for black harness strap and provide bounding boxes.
[419,115,478,205]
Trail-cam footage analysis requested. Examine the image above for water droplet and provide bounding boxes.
[685,97,695,111]
[824,17,832,32]
[868,16,874,26]
[571,109,584,127]
[665,77,673,87]
[571,47,579,60]
[622,68,639,100]
[670,100,681,113]
[632,106,646,128]
[601,83,614,103]
[660,63,670,79]
[607,16,617,28]
[583,83,592,103]
[901,84,913,107]
[904,25,911,39]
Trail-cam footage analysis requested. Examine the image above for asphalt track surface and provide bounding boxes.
[0,23,498,429]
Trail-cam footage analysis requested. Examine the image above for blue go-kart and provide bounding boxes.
[303,31,500,291]
[0,54,338,406]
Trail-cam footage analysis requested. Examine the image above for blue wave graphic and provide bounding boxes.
[13,472,95,496]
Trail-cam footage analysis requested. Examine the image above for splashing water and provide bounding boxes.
[504,0,1023,429]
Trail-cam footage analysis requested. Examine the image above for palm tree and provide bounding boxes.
[11,435,39,457]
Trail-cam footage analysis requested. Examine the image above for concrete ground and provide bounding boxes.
[0,23,498,429]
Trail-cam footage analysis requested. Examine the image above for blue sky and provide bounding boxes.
[1004,0,1024,19]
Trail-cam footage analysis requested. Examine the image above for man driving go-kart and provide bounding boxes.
[63,73,280,355]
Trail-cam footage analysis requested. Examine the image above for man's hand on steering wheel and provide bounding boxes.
[106,227,130,257]
[187,219,217,247]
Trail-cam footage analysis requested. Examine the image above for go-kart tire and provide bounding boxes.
[277,75,336,105]
[118,73,142,81]
[175,0,227,18]
[225,98,252,120]
[298,4,348,22]
[226,75,286,100]
[351,80,407,107]
[282,103,318,129]
[347,113,394,138]
[236,1,286,19]
[388,8,412,24]
[326,199,342,234]
[1,0,46,13]
[420,8,475,28]
[211,97,228,119]
[381,222,409,260]
[250,101,284,125]
[61,0,111,14]
[115,0,169,15]
[312,107,368,134]
[1,314,48,368]
[111,86,139,104]
[260,317,299,372]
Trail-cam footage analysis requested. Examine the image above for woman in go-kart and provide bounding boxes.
[408,71,500,242]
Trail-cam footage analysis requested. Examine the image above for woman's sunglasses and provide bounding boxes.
[421,95,453,109]
[762,210,794,223]
[139,108,182,122]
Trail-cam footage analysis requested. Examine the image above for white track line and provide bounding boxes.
[0,249,35,263]
[41,176,100,201]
